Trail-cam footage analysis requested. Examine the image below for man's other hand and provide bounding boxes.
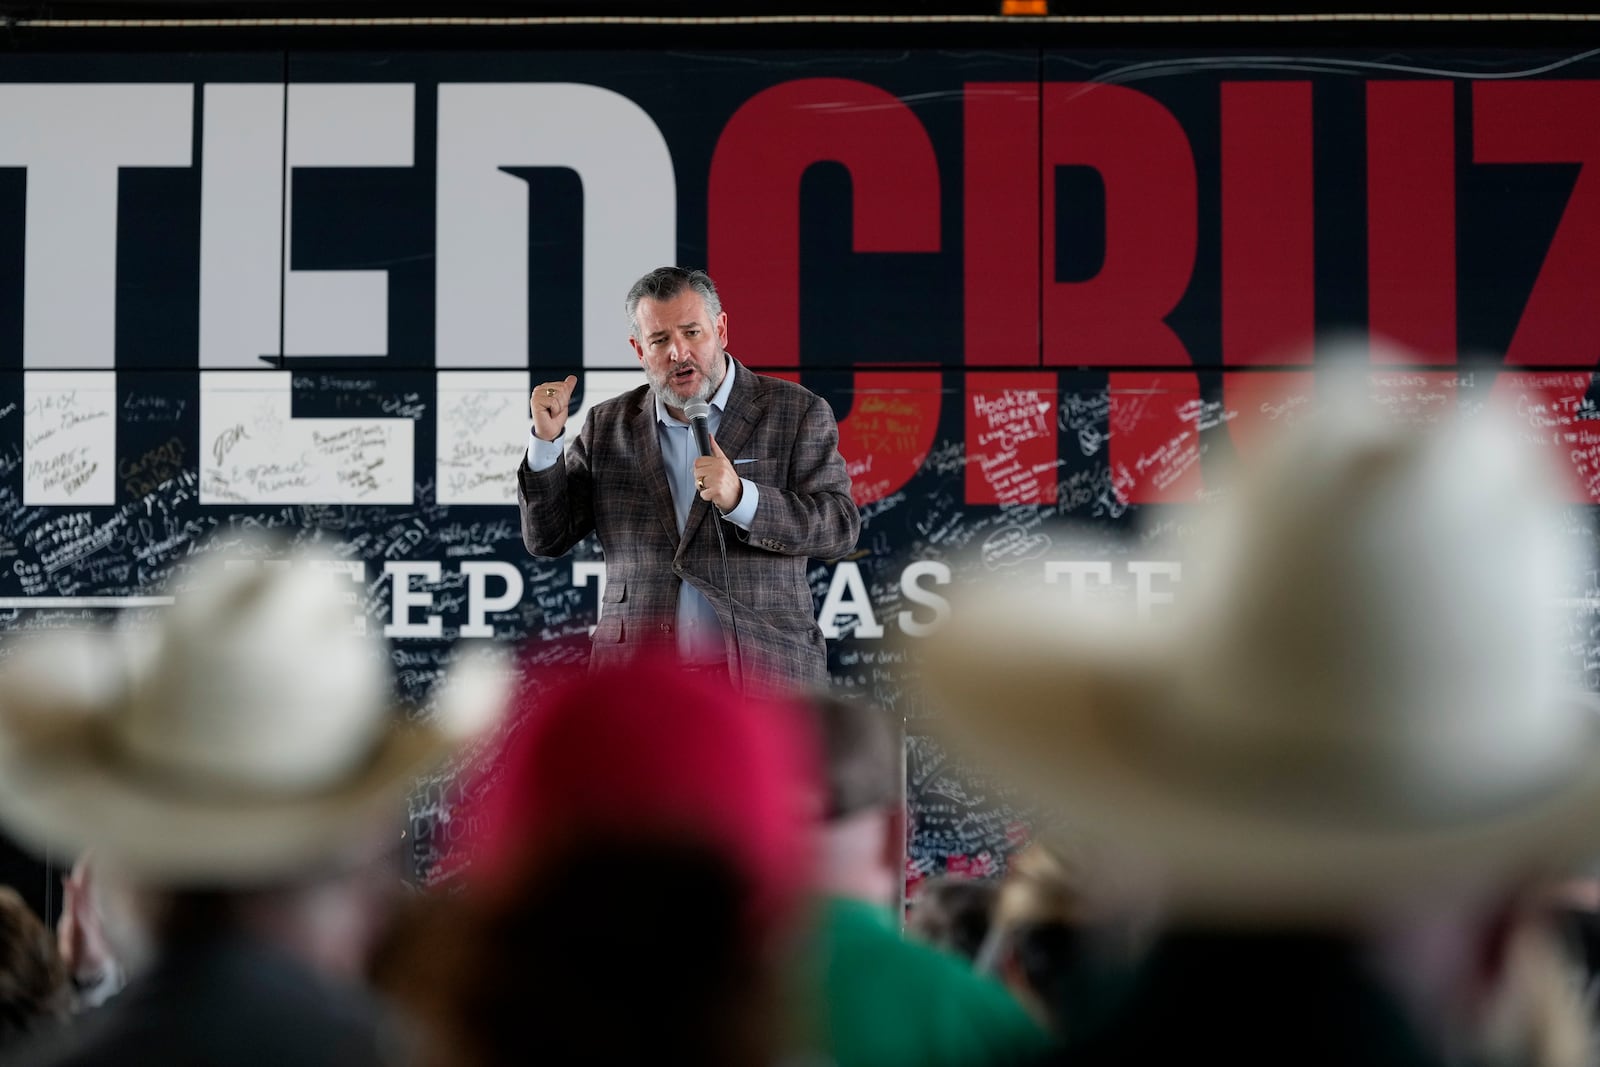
[693,435,743,512]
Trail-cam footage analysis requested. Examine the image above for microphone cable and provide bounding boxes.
[684,398,745,689]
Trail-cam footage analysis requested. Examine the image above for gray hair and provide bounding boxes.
[625,267,723,342]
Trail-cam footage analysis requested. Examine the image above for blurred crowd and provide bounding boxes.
[0,381,1599,1067]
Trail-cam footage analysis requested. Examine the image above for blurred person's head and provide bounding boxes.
[399,653,819,1067]
[990,844,1087,936]
[0,543,483,979]
[806,689,904,907]
[921,374,1600,925]
[1475,889,1600,1067]
[470,654,819,926]
[906,876,997,962]
[916,371,1600,1047]
[981,841,1149,1031]
[0,885,68,1045]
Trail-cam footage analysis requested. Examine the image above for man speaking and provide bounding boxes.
[516,267,861,695]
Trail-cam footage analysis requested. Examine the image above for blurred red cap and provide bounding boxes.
[466,653,821,936]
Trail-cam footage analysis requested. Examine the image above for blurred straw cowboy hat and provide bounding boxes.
[919,379,1600,921]
[0,543,498,884]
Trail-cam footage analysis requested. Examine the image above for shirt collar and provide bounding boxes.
[655,354,737,427]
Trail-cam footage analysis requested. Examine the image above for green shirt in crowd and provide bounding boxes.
[795,895,1052,1067]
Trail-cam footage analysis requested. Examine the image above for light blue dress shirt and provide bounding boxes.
[527,360,759,663]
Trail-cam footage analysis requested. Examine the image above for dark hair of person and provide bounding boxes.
[1011,920,1090,1006]
[143,887,244,945]
[0,885,69,1046]
[391,836,781,1067]
[907,876,999,962]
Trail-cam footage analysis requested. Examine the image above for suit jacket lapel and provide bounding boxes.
[679,357,763,554]
[632,393,681,549]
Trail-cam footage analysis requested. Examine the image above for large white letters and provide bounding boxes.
[284,84,414,357]
[1129,560,1182,617]
[1044,560,1113,597]
[0,84,192,369]
[2,85,190,505]
[818,560,885,639]
[199,84,284,369]
[896,560,951,637]
[459,561,525,638]
[386,560,444,639]
[435,83,675,369]
[199,82,414,366]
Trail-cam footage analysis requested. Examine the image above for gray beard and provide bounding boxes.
[650,354,726,412]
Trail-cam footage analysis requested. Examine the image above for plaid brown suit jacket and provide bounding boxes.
[517,359,861,695]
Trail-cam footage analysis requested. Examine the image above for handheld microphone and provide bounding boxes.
[683,398,714,457]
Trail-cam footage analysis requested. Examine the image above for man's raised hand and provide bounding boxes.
[530,375,579,442]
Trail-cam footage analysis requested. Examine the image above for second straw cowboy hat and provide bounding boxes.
[0,545,499,884]
[919,381,1600,921]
